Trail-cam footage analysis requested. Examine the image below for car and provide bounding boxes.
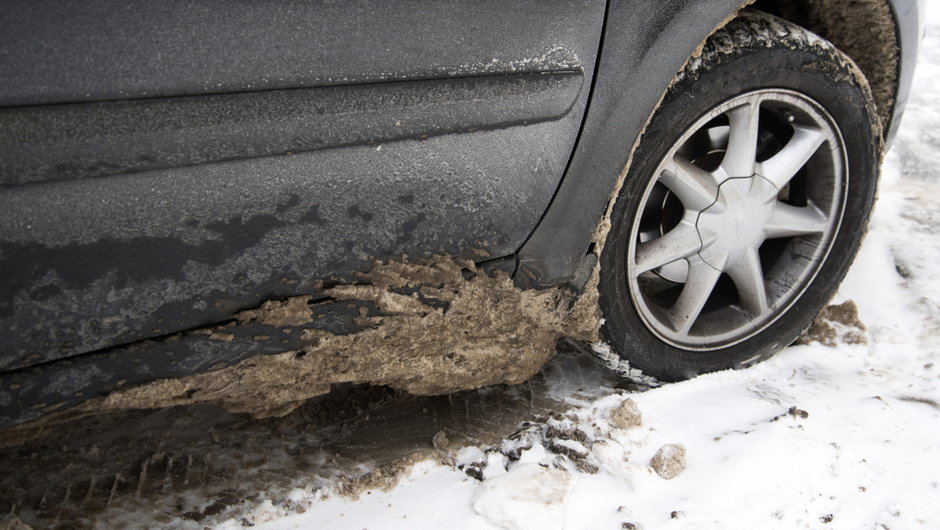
[0,0,926,435]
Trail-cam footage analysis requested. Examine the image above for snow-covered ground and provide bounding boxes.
[220,7,940,530]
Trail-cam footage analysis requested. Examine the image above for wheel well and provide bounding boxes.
[752,0,900,131]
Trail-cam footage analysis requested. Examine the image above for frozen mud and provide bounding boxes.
[87,256,600,417]
[649,443,686,480]
[796,300,867,346]
[1,255,604,446]
[774,0,898,127]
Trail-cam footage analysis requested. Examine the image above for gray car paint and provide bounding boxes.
[0,0,605,369]
[0,0,925,427]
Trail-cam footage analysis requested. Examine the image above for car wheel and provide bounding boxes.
[598,11,881,381]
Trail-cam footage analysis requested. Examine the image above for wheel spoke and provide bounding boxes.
[634,223,702,274]
[667,259,722,335]
[759,125,825,189]
[726,247,769,318]
[763,201,829,239]
[659,156,719,211]
[721,100,761,178]
[624,87,847,348]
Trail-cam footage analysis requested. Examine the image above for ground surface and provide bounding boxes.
[3,7,940,530]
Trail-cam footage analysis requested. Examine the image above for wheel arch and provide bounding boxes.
[514,0,923,290]
[753,0,919,144]
[515,0,755,289]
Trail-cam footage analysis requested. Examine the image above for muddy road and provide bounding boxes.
[0,344,632,528]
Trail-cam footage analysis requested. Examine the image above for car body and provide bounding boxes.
[0,0,926,430]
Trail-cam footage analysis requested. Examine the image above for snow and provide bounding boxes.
[234,462,490,530]
[223,6,940,530]
[473,464,574,530]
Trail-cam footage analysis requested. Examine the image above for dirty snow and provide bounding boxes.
[226,6,940,530]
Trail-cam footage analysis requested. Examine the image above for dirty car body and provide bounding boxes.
[0,0,926,430]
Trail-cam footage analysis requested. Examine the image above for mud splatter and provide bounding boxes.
[16,256,602,430]
[236,296,313,327]
[796,300,868,347]
[333,452,437,500]
[772,0,899,129]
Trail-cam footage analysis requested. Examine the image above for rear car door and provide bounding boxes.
[0,1,606,369]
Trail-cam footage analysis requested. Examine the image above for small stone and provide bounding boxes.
[650,443,686,479]
[610,398,643,430]
[621,523,641,530]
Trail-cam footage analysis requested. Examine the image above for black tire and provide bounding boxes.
[599,11,881,381]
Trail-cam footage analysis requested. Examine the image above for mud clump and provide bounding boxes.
[774,0,898,129]
[545,438,597,474]
[650,443,686,480]
[236,296,313,327]
[64,256,601,423]
[334,453,432,500]
[788,406,809,419]
[797,300,867,347]
[609,398,642,430]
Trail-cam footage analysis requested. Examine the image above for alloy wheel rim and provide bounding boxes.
[627,89,847,350]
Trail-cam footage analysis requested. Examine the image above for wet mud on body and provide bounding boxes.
[0,344,625,528]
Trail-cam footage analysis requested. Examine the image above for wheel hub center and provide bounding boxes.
[696,176,776,268]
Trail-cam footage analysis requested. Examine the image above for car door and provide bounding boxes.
[0,0,606,369]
